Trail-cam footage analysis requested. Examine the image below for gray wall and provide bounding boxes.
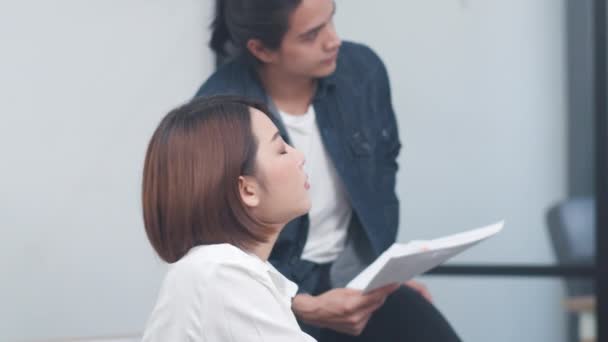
[0,1,214,341]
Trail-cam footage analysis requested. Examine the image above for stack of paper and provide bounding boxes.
[346,221,504,292]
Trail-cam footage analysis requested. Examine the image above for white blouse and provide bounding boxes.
[142,244,316,342]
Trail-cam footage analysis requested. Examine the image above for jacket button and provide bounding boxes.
[381,129,390,139]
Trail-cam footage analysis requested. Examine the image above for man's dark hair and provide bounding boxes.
[209,0,303,60]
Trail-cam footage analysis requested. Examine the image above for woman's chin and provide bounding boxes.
[302,198,312,213]
[293,200,312,219]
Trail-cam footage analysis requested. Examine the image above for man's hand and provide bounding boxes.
[405,280,433,302]
[292,283,399,336]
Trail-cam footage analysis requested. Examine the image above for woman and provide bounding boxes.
[196,1,462,341]
[141,95,325,341]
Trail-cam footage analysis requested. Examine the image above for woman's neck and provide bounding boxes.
[257,65,316,115]
[248,230,280,261]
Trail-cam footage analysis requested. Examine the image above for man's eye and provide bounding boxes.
[303,31,318,41]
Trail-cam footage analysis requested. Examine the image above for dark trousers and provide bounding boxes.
[299,264,462,342]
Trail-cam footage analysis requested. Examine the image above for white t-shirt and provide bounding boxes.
[142,244,315,342]
[279,106,352,264]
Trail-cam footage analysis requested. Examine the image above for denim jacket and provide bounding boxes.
[195,41,401,293]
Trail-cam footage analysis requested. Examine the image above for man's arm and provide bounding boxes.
[291,284,399,336]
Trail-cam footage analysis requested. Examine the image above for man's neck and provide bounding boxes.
[257,65,316,115]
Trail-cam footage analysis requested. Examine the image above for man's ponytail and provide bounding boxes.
[209,0,230,56]
[208,0,302,61]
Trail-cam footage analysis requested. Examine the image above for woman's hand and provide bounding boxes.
[292,283,399,336]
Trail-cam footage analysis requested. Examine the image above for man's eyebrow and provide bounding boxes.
[299,23,325,38]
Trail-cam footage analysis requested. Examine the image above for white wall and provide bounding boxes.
[335,0,567,341]
[0,1,214,341]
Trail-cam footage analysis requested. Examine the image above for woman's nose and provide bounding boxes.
[295,148,306,168]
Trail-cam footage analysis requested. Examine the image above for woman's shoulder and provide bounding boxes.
[168,244,266,283]
[143,245,277,341]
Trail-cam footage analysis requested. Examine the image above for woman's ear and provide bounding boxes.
[246,38,278,64]
[238,175,260,208]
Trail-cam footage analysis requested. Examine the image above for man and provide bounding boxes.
[196,0,461,340]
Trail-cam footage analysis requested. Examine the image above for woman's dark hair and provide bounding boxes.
[210,0,302,58]
[142,95,274,263]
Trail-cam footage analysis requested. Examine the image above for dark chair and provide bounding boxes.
[546,197,595,341]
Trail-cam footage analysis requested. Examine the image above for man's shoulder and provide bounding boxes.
[337,41,386,74]
[331,41,388,88]
[194,58,253,98]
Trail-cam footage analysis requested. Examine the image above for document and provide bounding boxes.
[347,221,504,292]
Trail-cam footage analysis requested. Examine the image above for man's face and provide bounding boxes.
[272,0,342,79]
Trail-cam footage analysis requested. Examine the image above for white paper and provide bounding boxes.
[346,221,504,292]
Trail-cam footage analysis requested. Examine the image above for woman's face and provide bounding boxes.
[243,108,311,226]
